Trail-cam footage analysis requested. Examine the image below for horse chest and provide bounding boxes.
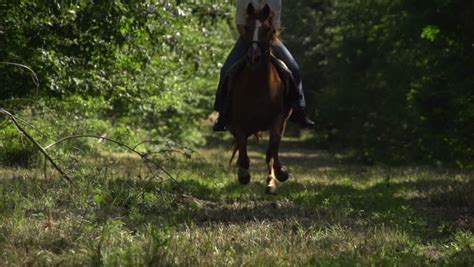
[230,63,287,133]
[235,84,282,108]
[233,87,284,130]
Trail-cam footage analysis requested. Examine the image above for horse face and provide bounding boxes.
[245,4,275,65]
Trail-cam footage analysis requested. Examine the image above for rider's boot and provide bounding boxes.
[213,89,231,132]
[213,113,228,132]
[291,107,315,129]
[213,76,229,132]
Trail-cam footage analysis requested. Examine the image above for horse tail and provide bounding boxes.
[228,140,238,166]
[253,132,263,143]
[228,132,262,166]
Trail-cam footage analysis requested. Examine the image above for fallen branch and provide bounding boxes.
[0,63,181,189]
[0,108,72,183]
[45,134,183,190]
[132,140,193,156]
[46,134,137,151]
[0,110,183,186]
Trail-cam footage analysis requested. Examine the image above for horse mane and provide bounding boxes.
[272,28,281,43]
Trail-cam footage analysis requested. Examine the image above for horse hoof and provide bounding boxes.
[275,166,289,182]
[266,176,278,194]
[266,185,277,195]
[238,168,251,185]
[238,174,251,185]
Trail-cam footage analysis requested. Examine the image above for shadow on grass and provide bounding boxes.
[179,176,473,242]
[1,138,472,248]
[175,138,474,240]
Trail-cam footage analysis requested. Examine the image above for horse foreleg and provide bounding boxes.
[236,134,251,185]
[266,115,288,194]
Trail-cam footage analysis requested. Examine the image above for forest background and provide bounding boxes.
[1,0,473,167]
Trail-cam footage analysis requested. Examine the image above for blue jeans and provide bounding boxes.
[214,38,306,111]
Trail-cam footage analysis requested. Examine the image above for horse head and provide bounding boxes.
[243,3,277,66]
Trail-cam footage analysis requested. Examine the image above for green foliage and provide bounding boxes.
[1,0,472,166]
[421,25,441,42]
[283,0,474,167]
[0,0,234,146]
[0,100,139,167]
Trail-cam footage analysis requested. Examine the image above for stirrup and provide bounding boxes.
[298,117,315,129]
[291,109,315,129]
[213,117,228,132]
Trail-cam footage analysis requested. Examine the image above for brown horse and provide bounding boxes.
[227,4,292,194]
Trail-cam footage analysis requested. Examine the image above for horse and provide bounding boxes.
[227,3,292,194]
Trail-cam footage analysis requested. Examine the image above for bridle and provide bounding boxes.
[246,20,273,65]
[248,40,271,54]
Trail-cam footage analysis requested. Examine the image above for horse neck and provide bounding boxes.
[246,53,272,76]
[242,52,278,96]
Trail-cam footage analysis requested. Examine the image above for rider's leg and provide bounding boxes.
[213,38,247,132]
[272,40,315,128]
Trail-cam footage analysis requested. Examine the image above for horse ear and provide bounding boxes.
[262,4,271,19]
[247,3,255,15]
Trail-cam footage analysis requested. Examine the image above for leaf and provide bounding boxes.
[421,25,440,42]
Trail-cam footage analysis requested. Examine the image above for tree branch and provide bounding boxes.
[0,62,40,96]
[45,134,183,191]
[0,109,72,183]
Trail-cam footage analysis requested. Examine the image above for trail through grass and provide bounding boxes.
[0,135,473,266]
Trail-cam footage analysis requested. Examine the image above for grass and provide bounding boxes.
[0,134,473,266]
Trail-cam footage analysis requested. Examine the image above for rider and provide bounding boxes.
[213,0,315,131]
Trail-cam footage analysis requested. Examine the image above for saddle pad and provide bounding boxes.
[270,53,292,76]
[270,53,295,96]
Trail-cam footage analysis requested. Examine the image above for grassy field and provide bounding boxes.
[0,134,473,266]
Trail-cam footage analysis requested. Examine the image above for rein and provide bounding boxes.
[248,41,271,54]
